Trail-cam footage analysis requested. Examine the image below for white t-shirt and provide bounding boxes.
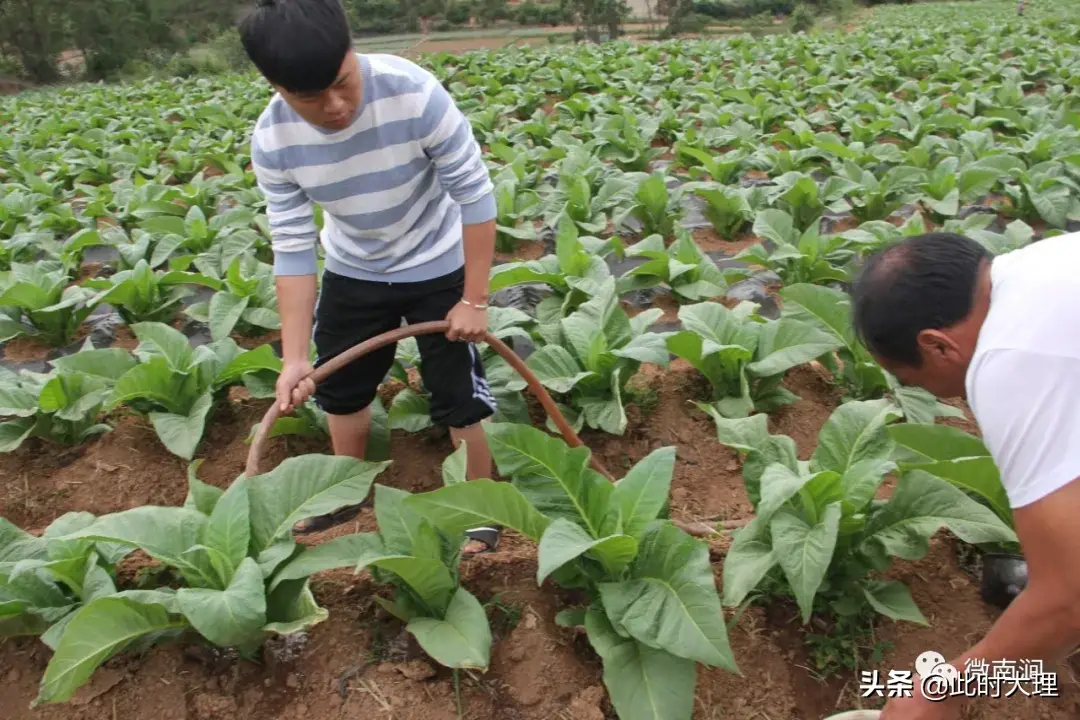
[966,231,1080,509]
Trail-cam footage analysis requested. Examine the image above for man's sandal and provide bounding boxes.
[292,503,366,535]
[462,526,501,558]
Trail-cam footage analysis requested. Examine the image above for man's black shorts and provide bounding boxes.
[312,267,496,428]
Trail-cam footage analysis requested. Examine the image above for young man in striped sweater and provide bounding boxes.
[240,0,500,552]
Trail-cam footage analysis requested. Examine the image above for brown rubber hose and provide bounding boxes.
[245,321,616,481]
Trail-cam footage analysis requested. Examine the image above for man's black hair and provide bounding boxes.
[851,233,992,367]
[239,0,352,94]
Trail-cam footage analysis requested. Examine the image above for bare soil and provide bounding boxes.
[1,337,55,363]
[495,237,548,263]
[693,227,759,253]
[3,350,1077,719]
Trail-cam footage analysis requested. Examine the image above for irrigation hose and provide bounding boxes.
[245,321,613,480]
[244,321,735,537]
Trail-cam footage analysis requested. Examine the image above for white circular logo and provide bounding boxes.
[915,651,946,678]
[915,651,959,702]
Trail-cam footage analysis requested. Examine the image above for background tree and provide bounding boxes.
[657,0,694,35]
[562,0,630,41]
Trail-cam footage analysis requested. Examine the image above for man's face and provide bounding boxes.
[873,329,973,399]
[276,52,362,132]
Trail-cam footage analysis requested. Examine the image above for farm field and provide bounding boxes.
[2,1,1080,718]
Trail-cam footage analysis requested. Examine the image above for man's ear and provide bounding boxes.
[916,329,963,363]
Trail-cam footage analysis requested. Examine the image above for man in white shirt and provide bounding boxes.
[851,231,1080,720]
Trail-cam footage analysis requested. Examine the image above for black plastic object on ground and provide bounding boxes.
[980,552,1027,609]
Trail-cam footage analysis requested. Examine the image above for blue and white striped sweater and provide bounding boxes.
[251,53,496,283]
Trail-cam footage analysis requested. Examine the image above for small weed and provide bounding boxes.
[485,593,523,635]
[625,383,660,417]
[365,624,391,665]
[805,612,892,680]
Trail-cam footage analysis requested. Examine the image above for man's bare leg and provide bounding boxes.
[292,406,373,533]
[450,422,496,555]
[328,405,372,460]
[449,421,493,480]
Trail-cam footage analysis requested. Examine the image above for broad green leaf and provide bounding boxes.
[862,470,1017,560]
[264,580,328,635]
[862,580,927,625]
[208,293,249,342]
[407,587,491,670]
[367,396,391,462]
[756,463,813,524]
[242,307,280,330]
[404,479,551,542]
[611,333,672,366]
[810,399,901,474]
[388,388,432,432]
[0,368,36,416]
[599,523,736,669]
[839,458,894,515]
[720,536,777,607]
[899,457,1012,527]
[109,356,190,414]
[893,385,965,424]
[442,441,468,486]
[778,283,857,349]
[526,345,597,393]
[149,391,214,460]
[585,605,695,720]
[753,209,796,245]
[180,545,231,589]
[50,348,137,381]
[130,322,193,370]
[62,507,206,576]
[580,366,628,435]
[1,516,46,562]
[888,424,990,461]
[488,263,565,293]
[270,533,384,589]
[629,308,664,337]
[140,215,186,237]
[35,598,183,705]
[537,518,638,583]
[747,319,842,377]
[0,419,35,453]
[771,503,842,623]
[216,344,282,387]
[183,460,223,515]
[247,455,389,553]
[203,478,250,580]
[485,422,612,536]
[607,447,675,540]
[176,557,266,647]
[374,484,431,557]
[359,555,454,614]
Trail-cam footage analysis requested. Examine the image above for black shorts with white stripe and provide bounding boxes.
[311,266,497,428]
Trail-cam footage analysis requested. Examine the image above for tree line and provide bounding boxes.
[0,0,638,83]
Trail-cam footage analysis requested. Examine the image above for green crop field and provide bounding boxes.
[1,1,1078,718]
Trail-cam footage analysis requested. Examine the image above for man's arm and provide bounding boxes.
[957,484,1080,663]
[252,137,320,410]
[415,69,496,341]
[884,350,1080,719]
[886,484,1080,719]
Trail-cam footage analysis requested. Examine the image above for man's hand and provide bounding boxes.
[880,694,960,720]
[277,360,316,414]
[446,301,487,343]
